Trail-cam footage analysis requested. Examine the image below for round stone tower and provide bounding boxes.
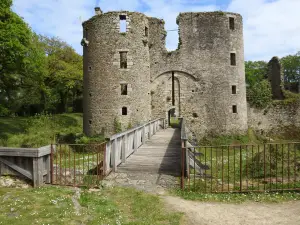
[82,9,151,136]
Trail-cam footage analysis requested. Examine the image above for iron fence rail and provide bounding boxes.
[50,143,106,187]
[181,143,300,193]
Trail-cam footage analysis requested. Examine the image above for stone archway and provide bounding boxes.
[150,70,198,121]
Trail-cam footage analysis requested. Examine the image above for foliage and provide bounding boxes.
[247,80,272,108]
[245,61,268,87]
[281,52,300,84]
[127,122,133,130]
[0,113,84,147]
[114,117,122,134]
[200,128,262,146]
[0,2,83,116]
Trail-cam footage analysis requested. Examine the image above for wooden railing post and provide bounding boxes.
[32,157,43,188]
[112,139,117,172]
[142,126,146,145]
[149,123,152,139]
[134,129,138,152]
[122,134,127,163]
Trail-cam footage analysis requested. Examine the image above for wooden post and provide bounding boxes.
[134,130,138,152]
[32,157,43,188]
[148,123,152,139]
[112,139,117,172]
[122,134,127,163]
[45,155,51,184]
[142,126,146,145]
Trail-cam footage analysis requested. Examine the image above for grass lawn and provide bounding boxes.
[0,113,104,147]
[173,189,300,203]
[0,186,183,225]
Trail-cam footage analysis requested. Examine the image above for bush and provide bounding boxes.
[247,80,272,108]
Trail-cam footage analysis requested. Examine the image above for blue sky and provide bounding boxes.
[12,0,300,61]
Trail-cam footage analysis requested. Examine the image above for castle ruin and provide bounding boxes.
[82,8,248,138]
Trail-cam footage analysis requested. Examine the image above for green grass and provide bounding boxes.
[173,189,300,203]
[0,113,104,147]
[170,117,180,128]
[0,186,183,225]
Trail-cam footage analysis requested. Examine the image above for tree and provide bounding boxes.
[39,36,83,113]
[0,0,46,115]
[247,80,272,108]
[281,52,300,83]
[245,61,268,87]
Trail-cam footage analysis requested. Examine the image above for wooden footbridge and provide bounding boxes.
[104,118,181,177]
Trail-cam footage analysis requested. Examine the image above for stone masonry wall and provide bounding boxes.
[149,12,248,138]
[83,11,151,136]
[83,10,248,138]
[248,103,300,135]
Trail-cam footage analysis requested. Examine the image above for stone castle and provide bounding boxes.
[82,7,248,138]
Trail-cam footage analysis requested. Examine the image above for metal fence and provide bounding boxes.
[51,143,106,187]
[181,143,300,193]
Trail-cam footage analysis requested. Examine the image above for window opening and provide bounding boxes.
[229,17,235,30]
[230,53,236,66]
[119,15,127,33]
[120,52,127,69]
[122,107,127,115]
[232,85,237,94]
[121,84,128,95]
[145,27,149,37]
[232,105,237,113]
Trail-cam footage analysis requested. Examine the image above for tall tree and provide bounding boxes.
[0,0,41,115]
[245,61,268,87]
[39,36,83,113]
[281,52,300,83]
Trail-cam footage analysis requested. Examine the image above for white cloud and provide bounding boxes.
[12,0,300,61]
[228,0,300,60]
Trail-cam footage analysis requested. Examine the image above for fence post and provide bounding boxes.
[112,139,117,172]
[32,157,43,187]
[142,126,146,145]
[181,140,186,190]
[134,130,138,152]
[148,123,152,139]
[122,134,127,163]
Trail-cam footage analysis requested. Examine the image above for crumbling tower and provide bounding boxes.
[82,8,151,136]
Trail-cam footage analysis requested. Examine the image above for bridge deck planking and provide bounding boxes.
[117,128,181,176]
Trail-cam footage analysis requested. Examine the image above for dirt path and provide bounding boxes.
[162,195,300,225]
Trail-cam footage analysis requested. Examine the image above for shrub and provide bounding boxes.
[114,117,122,134]
[247,80,272,108]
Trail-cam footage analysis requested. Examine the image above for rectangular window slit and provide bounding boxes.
[145,27,148,37]
[120,15,127,33]
[120,52,127,69]
[232,105,237,113]
[229,17,235,30]
[232,85,236,94]
[121,84,128,95]
[122,107,127,115]
[230,53,236,66]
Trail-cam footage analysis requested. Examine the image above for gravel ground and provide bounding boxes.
[162,195,300,225]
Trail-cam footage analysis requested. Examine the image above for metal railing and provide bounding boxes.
[180,118,300,192]
[183,144,300,193]
[51,143,106,187]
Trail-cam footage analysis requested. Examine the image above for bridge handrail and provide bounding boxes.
[104,118,167,174]
[109,118,166,141]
